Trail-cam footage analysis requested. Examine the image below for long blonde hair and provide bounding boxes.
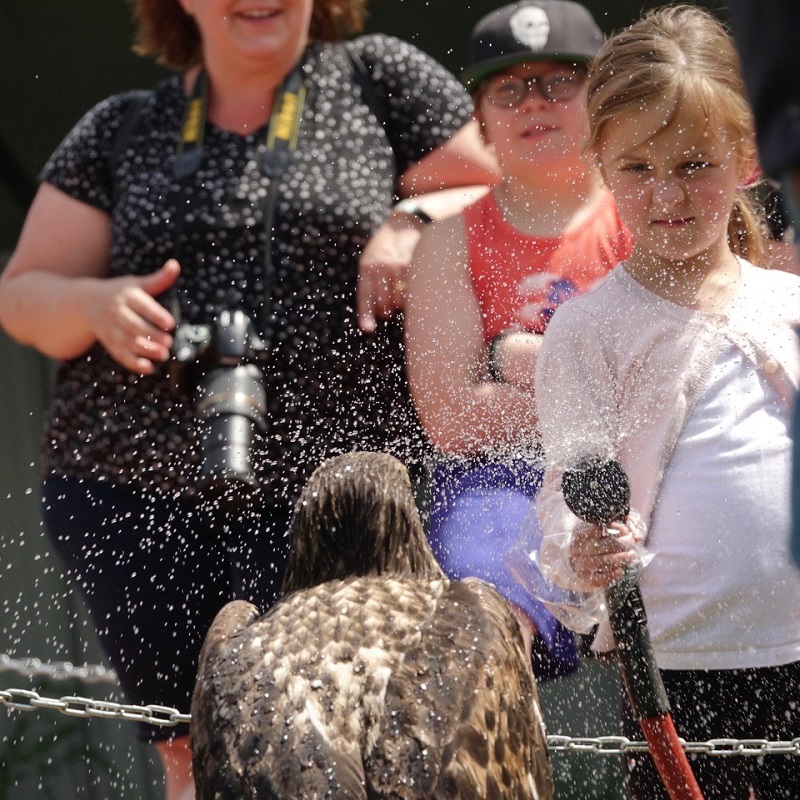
[586,5,764,264]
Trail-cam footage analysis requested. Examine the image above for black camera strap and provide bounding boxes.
[172,62,308,340]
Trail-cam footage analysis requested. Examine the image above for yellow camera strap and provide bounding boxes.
[174,63,306,179]
[171,60,308,345]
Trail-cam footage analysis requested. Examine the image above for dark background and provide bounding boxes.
[0,0,729,254]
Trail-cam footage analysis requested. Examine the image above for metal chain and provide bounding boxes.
[0,653,118,685]
[2,686,799,757]
[1,687,190,727]
[546,734,800,757]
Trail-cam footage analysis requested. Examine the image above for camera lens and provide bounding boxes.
[195,363,267,505]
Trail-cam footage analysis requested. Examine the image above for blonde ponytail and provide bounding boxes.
[728,189,766,265]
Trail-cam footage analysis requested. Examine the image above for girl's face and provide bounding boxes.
[478,61,589,175]
[177,0,313,72]
[597,103,749,270]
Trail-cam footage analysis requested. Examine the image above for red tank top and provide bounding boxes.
[464,190,633,340]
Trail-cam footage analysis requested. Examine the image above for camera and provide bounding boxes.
[171,309,268,505]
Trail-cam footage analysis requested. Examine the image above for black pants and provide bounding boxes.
[621,662,800,800]
[42,477,293,743]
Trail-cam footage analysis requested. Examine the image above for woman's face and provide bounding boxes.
[177,0,314,72]
[477,61,589,175]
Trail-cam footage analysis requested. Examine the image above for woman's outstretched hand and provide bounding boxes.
[88,259,180,374]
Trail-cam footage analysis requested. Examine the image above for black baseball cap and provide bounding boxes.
[462,1,604,91]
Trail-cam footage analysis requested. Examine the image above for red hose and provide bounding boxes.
[640,714,705,800]
[560,459,706,800]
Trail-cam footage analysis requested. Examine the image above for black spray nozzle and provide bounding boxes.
[561,456,669,719]
[561,456,630,525]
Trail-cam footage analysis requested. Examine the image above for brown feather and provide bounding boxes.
[191,452,552,799]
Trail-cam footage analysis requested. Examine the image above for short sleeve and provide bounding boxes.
[348,34,474,175]
[39,92,142,212]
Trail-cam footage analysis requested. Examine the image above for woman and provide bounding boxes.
[0,1,496,797]
[405,0,632,680]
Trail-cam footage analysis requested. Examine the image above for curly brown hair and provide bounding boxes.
[129,0,369,71]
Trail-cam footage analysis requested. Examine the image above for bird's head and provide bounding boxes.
[281,451,445,595]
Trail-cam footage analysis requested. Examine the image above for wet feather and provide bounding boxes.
[191,452,552,799]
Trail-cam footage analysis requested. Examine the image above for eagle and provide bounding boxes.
[191,451,552,800]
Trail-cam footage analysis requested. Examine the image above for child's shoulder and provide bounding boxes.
[739,258,800,285]
[736,259,800,328]
[554,265,628,310]
[742,258,800,291]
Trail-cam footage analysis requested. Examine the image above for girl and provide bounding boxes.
[404,0,632,680]
[533,6,800,799]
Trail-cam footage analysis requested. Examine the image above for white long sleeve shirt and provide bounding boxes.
[534,260,800,666]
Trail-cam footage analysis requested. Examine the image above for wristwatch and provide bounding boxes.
[393,198,434,224]
[488,332,508,382]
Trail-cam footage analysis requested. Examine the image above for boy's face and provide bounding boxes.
[476,61,589,172]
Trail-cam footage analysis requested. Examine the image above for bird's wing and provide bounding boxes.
[191,599,263,800]
[191,585,380,800]
[366,578,553,800]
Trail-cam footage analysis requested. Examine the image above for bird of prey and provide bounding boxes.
[191,451,552,800]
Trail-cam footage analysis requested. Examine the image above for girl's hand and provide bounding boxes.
[568,511,646,589]
[86,260,180,374]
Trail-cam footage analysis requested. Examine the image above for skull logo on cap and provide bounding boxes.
[509,6,551,51]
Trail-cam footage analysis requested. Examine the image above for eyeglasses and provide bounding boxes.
[483,67,588,107]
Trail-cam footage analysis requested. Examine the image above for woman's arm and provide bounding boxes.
[356,123,500,333]
[397,120,500,196]
[0,183,178,373]
[353,29,505,331]
[356,184,490,332]
[404,214,539,455]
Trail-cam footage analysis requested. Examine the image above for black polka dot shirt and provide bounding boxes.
[39,34,474,507]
